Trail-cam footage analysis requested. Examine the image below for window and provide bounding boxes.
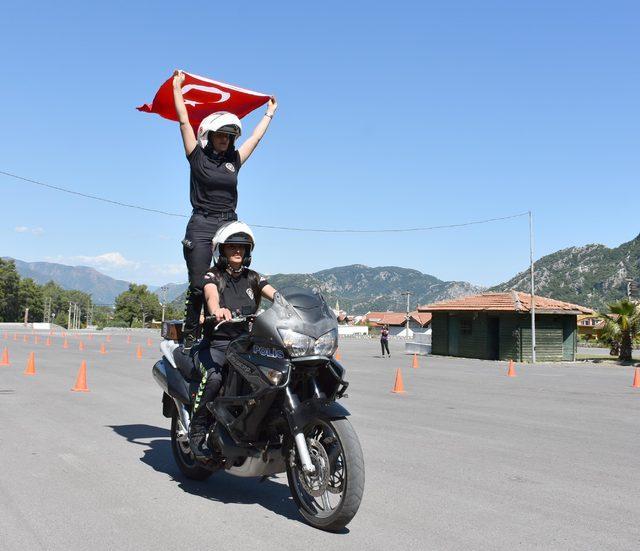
[460,319,472,335]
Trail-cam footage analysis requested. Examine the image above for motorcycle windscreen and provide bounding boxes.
[251,286,338,343]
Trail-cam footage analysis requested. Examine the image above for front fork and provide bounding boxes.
[285,387,316,474]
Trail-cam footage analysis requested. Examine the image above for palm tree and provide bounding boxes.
[599,299,640,362]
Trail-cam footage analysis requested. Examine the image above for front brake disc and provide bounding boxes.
[297,439,330,497]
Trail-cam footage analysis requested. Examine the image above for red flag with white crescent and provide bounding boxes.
[137,71,270,132]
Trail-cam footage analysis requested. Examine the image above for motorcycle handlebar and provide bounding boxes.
[203,315,255,333]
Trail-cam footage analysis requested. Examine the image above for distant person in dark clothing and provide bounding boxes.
[380,325,390,357]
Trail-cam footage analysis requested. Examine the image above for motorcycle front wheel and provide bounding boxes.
[286,417,365,531]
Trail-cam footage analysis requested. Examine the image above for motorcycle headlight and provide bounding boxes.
[314,328,338,356]
[258,366,284,385]
[278,328,314,357]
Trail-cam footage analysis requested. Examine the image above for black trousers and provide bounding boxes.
[190,340,229,431]
[381,339,390,356]
[182,211,236,338]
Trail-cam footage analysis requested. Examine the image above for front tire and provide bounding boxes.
[286,417,365,531]
[170,410,212,481]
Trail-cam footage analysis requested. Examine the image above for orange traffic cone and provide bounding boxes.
[147,337,152,347]
[106,335,111,343]
[13,333,18,341]
[335,348,342,361]
[126,335,131,344]
[79,341,85,351]
[63,338,69,349]
[0,347,10,366]
[632,367,640,389]
[46,337,51,347]
[71,360,89,392]
[100,343,107,355]
[34,335,40,345]
[507,360,516,377]
[412,354,419,369]
[88,334,93,340]
[23,334,29,343]
[136,344,143,360]
[24,352,36,376]
[391,368,406,394]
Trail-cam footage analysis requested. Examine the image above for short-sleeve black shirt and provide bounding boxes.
[187,146,241,213]
[203,268,269,340]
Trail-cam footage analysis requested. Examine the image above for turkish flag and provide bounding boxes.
[137,71,270,132]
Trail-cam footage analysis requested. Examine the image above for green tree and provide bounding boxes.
[0,259,21,321]
[599,299,640,362]
[114,284,162,327]
[18,278,44,321]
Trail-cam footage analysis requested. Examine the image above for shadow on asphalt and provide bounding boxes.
[108,423,344,529]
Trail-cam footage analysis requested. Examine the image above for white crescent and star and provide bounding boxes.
[181,84,231,104]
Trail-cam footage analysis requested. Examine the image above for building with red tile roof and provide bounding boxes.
[418,292,593,362]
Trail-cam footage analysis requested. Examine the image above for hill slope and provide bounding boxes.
[491,234,640,310]
[8,258,131,304]
[171,264,484,314]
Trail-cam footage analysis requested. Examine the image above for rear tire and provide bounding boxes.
[286,417,365,531]
[170,410,212,481]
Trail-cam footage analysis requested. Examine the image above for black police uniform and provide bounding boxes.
[189,267,269,457]
[182,144,242,343]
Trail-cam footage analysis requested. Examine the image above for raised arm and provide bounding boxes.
[238,97,277,165]
[173,70,197,156]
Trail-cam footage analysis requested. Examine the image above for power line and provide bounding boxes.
[1,169,529,233]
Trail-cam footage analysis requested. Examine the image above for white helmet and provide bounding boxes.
[212,221,255,269]
[197,112,242,149]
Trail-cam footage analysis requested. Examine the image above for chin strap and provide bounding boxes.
[227,266,244,275]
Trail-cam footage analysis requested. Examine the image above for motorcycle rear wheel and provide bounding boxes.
[286,417,365,531]
[170,411,213,481]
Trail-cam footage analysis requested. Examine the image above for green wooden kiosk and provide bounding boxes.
[419,291,594,362]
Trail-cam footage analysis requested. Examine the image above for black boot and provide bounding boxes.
[189,413,212,459]
[182,333,198,353]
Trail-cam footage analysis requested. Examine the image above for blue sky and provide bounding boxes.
[1,1,638,287]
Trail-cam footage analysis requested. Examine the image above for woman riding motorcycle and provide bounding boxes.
[189,221,277,458]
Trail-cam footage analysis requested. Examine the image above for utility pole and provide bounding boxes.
[24,307,29,325]
[401,291,411,338]
[529,211,536,363]
[68,302,73,330]
[43,297,52,323]
[160,285,168,322]
[86,303,94,328]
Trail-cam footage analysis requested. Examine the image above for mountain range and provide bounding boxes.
[6,233,639,313]
[491,234,640,310]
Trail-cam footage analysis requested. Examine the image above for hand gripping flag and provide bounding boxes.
[137,71,270,132]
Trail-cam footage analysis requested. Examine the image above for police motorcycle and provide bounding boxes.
[152,287,365,531]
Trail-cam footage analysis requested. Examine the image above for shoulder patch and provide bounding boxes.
[246,287,254,300]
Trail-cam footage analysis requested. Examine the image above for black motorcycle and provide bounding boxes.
[152,287,365,531]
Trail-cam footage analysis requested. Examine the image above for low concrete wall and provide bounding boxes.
[338,326,369,337]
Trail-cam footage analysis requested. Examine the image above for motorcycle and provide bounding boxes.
[152,287,365,531]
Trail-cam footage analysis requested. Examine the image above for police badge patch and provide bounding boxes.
[225,162,236,173]
[246,288,254,300]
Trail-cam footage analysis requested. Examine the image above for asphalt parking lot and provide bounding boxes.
[1,329,639,551]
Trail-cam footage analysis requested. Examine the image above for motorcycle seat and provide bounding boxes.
[172,342,227,381]
[173,347,197,380]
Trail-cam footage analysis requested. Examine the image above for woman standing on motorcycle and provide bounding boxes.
[173,69,278,350]
[189,221,276,458]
